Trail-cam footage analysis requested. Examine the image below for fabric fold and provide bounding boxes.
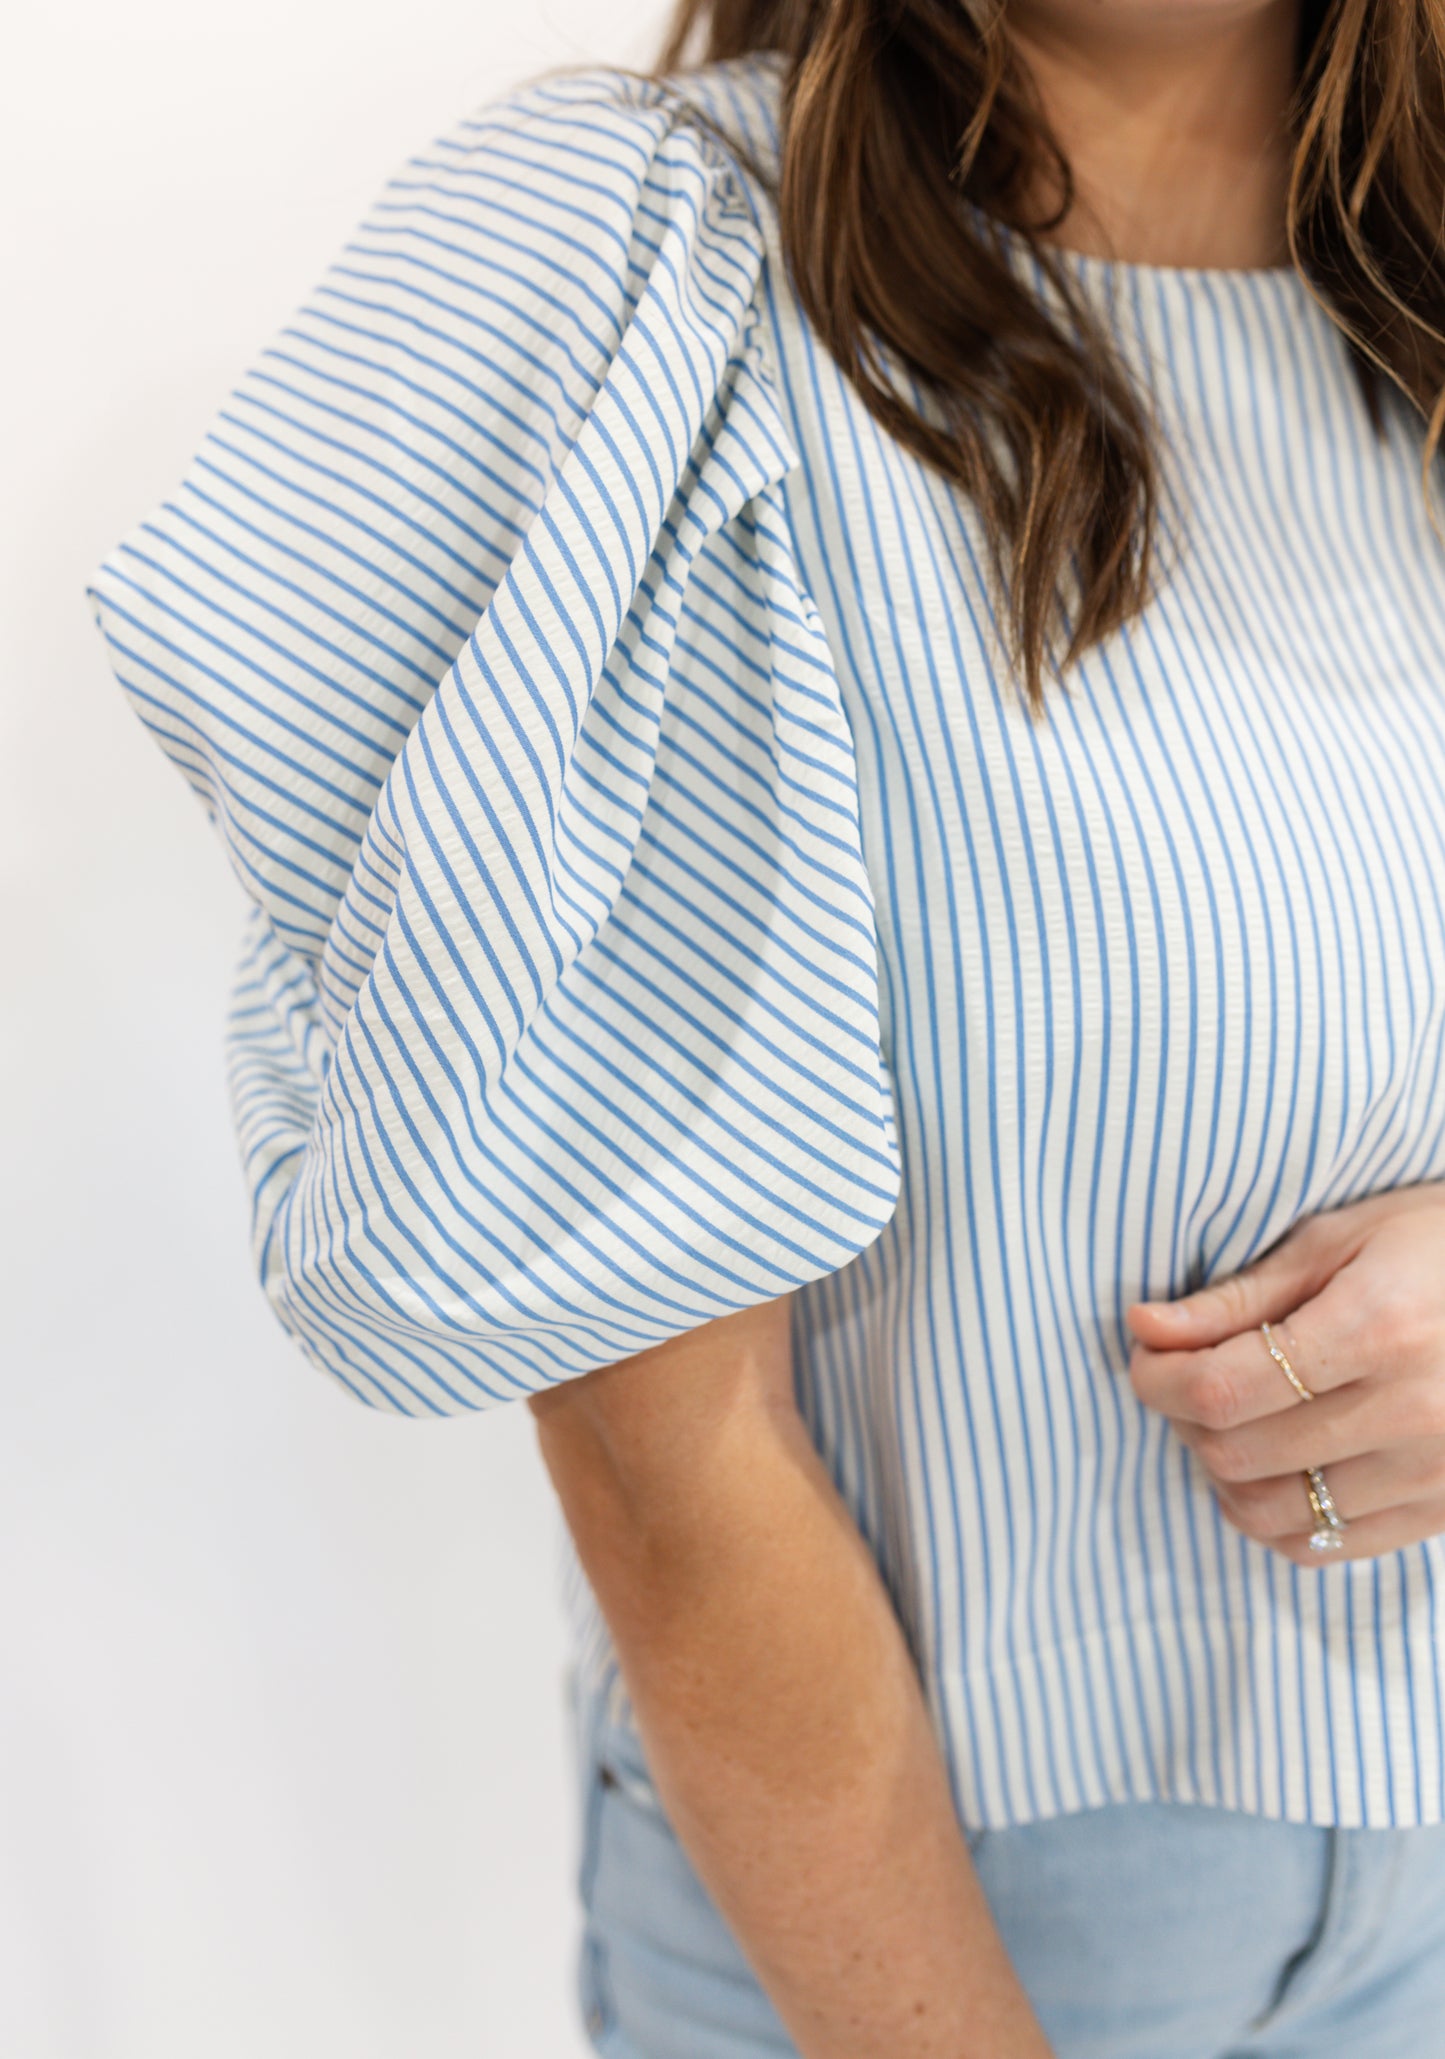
[89,69,900,1414]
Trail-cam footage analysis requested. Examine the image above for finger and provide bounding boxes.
[1130,1310,1350,1431]
[1129,1248,1400,1431]
[1212,1440,1445,1542]
[1176,1372,1444,1485]
[1126,1216,1346,1351]
[1267,1494,1445,1567]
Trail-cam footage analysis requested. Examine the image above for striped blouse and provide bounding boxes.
[89,50,1445,1831]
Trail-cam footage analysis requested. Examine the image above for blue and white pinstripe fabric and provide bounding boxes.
[89,63,898,1411]
[91,51,1445,1831]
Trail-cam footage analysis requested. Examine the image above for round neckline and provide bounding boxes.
[1053,241,1301,288]
[964,201,1305,291]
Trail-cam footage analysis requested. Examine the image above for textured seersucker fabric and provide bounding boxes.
[92,51,1445,1832]
[89,65,900,1410]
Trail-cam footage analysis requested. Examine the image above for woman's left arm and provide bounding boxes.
[1126,1182,1445,1563]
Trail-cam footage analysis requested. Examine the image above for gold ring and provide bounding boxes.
[1258,1322,1347,1553]
[1260,1320,1314,1402]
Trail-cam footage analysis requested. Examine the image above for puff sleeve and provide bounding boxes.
[87,69,900,1415]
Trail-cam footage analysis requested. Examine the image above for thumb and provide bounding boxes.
[1126,1226,1330,1349]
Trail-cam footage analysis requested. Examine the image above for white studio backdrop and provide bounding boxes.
[1,5,672,2054]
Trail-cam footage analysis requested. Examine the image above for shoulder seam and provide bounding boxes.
[464,65,771,243]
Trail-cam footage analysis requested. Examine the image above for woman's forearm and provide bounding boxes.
[530,1305,1053,2059]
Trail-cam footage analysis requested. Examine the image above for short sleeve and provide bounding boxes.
[88,68,900,1415]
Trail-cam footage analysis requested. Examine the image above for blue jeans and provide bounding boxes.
[571,1681,1445,2058]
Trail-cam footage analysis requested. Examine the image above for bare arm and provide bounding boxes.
[528,1297,1053,2059]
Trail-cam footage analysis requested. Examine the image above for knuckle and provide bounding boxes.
[1365,1287,1434,1367]
[1210,1275,1254,1325]
[1223,1481,1287,1539]
[1193,1429,1252,1484]
[1215,1487,1255,1537]
[1185,1365,1241,1431]
[1374,1301,1412,1358]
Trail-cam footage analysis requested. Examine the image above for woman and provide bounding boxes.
[89,0,1445,2051]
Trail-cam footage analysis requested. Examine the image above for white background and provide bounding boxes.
[1,4,671,2053]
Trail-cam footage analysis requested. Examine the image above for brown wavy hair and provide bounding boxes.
[650,0,1445,714]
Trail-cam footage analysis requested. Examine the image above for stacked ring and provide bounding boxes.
[1259,1321,1347,1553]
[1304,1467,1348,1548]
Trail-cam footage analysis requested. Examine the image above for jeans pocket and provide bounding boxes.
[597,1712,666,1817]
